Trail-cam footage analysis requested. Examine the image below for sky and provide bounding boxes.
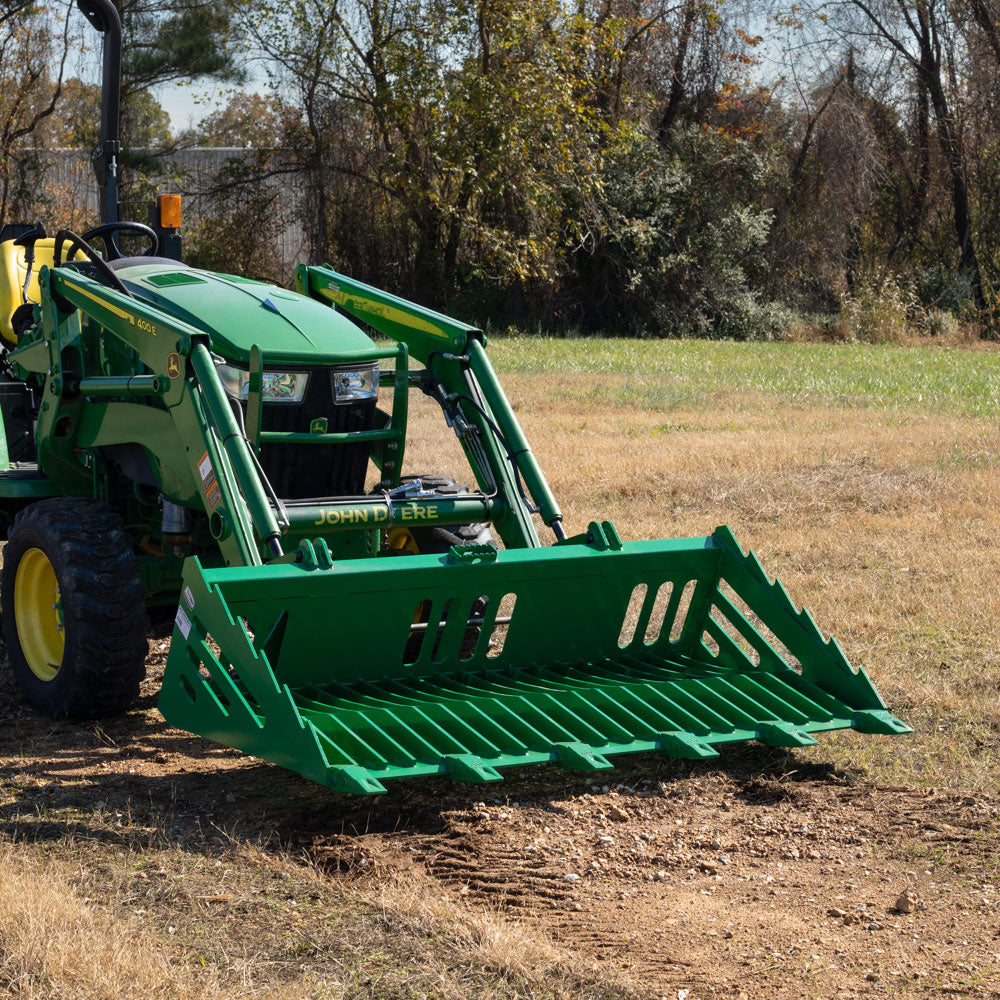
[67,3,261,137]
[155,81,241,133]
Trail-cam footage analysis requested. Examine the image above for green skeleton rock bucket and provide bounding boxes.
[159,524,909,794]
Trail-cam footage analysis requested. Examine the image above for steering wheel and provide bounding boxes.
[79,221,159,262]
[53,229,132,297]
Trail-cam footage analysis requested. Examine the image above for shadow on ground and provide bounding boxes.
[0,652,859,858]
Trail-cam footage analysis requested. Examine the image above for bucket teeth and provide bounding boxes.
[657,732,719,759]
[444,754,504,784]
[329,765,387,795]
[851,709,912,735]
[555,742,614,771]
[756,721,819,748]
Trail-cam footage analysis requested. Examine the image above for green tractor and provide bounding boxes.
[0,0,908,794]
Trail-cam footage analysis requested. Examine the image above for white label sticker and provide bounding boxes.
[175,605,192,640]
[184,586,195,610]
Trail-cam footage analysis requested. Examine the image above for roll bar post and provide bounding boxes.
[76,0,122,225]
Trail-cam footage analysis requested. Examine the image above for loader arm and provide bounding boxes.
[296,264,564,548]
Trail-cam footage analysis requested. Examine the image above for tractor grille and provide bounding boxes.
[258,368,376,501]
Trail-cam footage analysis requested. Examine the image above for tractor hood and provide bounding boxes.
[119,263,376,364]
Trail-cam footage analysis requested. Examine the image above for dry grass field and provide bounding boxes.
[1,337,999,999]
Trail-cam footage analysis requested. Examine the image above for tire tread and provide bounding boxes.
[3,498,147,719]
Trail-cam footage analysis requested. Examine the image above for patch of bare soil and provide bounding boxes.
[2,649,999,998]
[399,775,1000,998]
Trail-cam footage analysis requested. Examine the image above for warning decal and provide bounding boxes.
[198,451,222,510]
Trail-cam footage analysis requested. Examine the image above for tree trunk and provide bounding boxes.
[967,0,1000,67]
[656,0,696,144]
[891,68,930,259]
[914,10,985,305]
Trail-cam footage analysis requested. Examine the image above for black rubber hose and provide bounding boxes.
[425,350,539,513]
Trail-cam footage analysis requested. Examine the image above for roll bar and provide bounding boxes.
[76,0,122,224]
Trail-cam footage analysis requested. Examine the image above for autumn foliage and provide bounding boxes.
[2,0,999,339]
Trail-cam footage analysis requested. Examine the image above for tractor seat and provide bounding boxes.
[0,242,189,344]
[0,237,71,345]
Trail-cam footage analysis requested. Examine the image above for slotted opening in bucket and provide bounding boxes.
[239,616,255,644]
[192,635,231,709]
[618,583,647,648]
[461,595,489,661]
[709,607,761,666]
[403,598,432,665]
[644,581,674,645]
[487,592,517,658]
[719,579,803,674]
[200,632,225,682]
[670,579,697,642]
[430,599,453,661]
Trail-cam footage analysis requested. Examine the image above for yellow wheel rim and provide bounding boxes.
[13,547,65,682]
[387,527,420,555]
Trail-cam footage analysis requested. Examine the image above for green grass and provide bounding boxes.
[486,337,1000,417]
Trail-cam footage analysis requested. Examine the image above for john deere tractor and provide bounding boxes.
[0,0,908,794]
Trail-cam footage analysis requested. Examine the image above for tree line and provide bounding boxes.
[3,0,1000,339]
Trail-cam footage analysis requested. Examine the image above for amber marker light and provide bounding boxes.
[158,193,182,230]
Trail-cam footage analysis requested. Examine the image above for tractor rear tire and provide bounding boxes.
[2,498,148,719]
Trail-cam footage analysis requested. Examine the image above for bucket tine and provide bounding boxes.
[554,742,615,771]
[657,732,720,759]
[444,754,504,783]
[756,721,821,748]
[852,709,913,735]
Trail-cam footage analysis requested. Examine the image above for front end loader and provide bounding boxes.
[0,0,909,795]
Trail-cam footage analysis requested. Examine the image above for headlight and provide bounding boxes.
[332,366,378,402]
[214,359,309,403]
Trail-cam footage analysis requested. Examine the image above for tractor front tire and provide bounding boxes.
[2,498,147,719]
[391,474,494,553]
[392,476,495,661]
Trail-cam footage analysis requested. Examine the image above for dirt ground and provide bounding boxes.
[2,651,998,999]
[2,345,1000,999]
